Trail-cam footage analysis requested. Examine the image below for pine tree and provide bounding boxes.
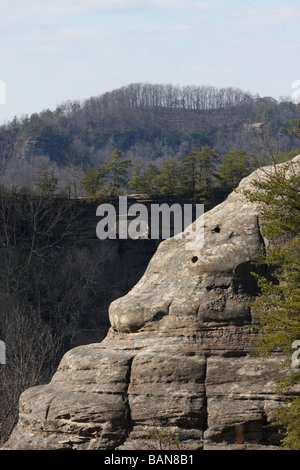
[156,159,180,196]
[81,165,106,197]
[181,150,199,194]
[181,146,217,200]
[197,146,217,194]
[142,163,160,196]
[245,157,300,449]
[127,164,146,194]
[216,148,252,191]
[104,148,131,197]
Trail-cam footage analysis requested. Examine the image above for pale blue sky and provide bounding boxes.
[0,0,300,123]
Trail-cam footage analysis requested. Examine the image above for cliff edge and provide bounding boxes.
[3,156,300,450]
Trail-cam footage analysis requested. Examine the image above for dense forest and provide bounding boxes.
[0,83,300,195]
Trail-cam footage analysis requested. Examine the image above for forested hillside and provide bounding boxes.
[0,82,299,193]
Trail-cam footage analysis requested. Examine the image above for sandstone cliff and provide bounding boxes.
[3,157,300,450]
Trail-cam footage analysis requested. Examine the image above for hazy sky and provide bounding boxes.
[0,0,299,123]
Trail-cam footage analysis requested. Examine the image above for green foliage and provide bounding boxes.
[196,146,218,193]
[104,148,131,197]
[286,116,300,139]
[273,398,300,450]
[250,239,300,358]
[271,147,300,164]
[181,146,217,198]
[244,155,300,449]
[156,159,180,196]
[127,146,220,201]
[81,165,106,197]
[136,428,185,451]
[81,148,131,198]
[216,148,253,190]
[140,163,160,195]
[245,163,300,239]
[83,144,255,202]
[127,163,144,193]
[181,150,199,193]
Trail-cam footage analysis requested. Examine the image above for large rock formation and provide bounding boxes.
[3,157,300,450]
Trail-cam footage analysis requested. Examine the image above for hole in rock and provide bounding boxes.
[212,225,221,233]
[152,311,168,321]
[191,256,198,263]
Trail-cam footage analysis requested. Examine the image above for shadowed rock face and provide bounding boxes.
[3,157,300,450]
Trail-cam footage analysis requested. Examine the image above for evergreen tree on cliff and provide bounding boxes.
[181,146,217,200]
[105,149,131,197]
[81,149,131,198]
[245,139,300,449]
[216,148,253,191]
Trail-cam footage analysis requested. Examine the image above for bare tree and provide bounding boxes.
[251,124,287,170]
[0,298,59,444]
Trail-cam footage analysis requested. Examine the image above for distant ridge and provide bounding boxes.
[0,83,298,188]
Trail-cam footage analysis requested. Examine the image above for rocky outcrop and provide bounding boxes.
[3,157,300,450]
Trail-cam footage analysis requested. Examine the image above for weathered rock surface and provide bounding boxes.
[3,157,300,450]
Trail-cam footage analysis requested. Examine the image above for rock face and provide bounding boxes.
[3,157,300,450]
